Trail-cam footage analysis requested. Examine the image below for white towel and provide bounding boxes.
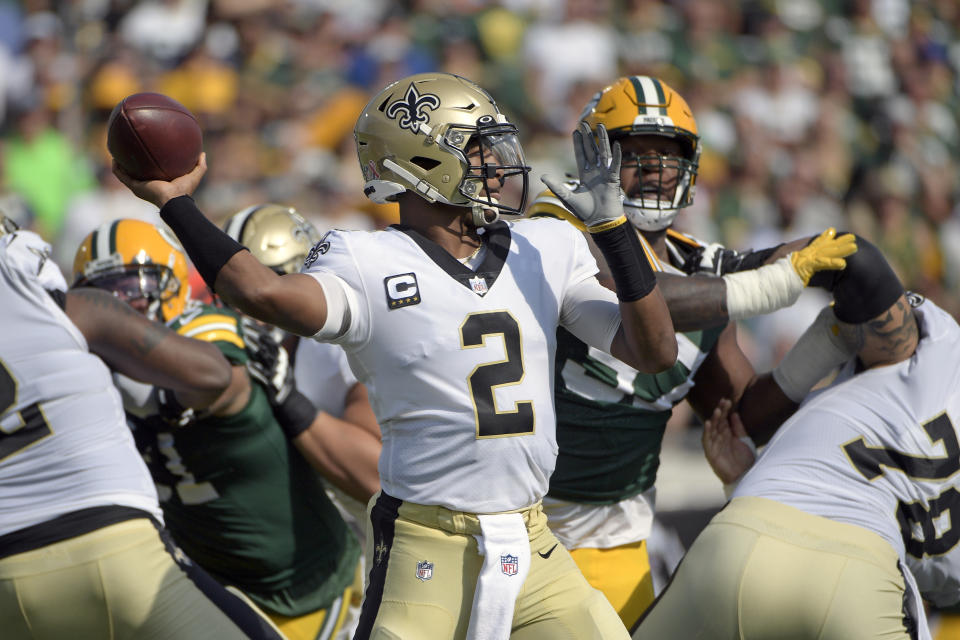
[466,513,531,640]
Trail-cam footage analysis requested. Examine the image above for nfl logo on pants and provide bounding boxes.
[500,554,519,576]
[416,560,433,581]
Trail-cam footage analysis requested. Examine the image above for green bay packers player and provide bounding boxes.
[113,71,681,638]
[638,242,949,639]
[72,219,361,640]
[530,75,857,628]
[0,216,284,639]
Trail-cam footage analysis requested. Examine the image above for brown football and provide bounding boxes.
[107,93,203,181]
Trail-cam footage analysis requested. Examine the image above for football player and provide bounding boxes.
[637,240,951,639]
[0,217,284,639]
[112,71,682,638]
[72,219,362,640]
[528,75,857,627]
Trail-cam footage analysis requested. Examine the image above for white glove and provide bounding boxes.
[541,122,624,231]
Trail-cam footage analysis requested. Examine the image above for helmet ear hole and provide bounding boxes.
[411,156,441,171]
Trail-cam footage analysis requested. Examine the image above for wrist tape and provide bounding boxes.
[590,221,658,302]
[723,257,804,321]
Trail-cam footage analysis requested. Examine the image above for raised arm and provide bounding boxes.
[543,123,676,372]
[112,156,329,337]
[64,287,231,409]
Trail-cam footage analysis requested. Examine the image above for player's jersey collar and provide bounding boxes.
[389,221,511,296]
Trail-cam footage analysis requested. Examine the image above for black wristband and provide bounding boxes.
[273,388,316,440]
[159,195,247,292]
[591,222,657,301]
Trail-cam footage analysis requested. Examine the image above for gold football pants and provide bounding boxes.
[354,491,630,639]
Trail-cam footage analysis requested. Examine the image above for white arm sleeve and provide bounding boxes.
[305,271,363,342]
[559,276,622,353]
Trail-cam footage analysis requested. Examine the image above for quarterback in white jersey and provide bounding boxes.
[304,215,602,513]
[0,226,284,639]
[116,72,678,638]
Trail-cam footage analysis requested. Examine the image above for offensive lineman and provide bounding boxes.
[0,216,284,640]
[529,75,856,626]
[636,240,949,639]
[114,71,679,638]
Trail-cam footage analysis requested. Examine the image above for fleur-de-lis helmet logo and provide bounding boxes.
[386,83,441,133]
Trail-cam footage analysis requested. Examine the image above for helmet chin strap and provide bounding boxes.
[470,203,499,227]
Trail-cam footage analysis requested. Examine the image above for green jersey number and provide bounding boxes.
[844,413,960,558]
[0,358,52,462]
[460,311,534,438]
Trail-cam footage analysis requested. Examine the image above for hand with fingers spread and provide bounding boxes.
[541,122,624,231]
[791,228,857,285]
[702,398,756,485]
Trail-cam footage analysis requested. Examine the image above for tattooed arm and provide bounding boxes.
[64,287,232,409]
[839,294,919,370]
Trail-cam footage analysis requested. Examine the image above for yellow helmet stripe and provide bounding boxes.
[631,76,667,116]
[178,315,238,337]
[186,329,245,349]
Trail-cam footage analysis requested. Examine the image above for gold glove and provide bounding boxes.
[790,228,857,285]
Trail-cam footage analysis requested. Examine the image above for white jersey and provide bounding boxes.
[303,218,607,513]
[0,243,162,537]
[735,298,960,607]
[294,338,357,417]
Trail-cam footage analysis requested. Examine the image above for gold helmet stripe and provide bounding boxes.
[631,76,667,116]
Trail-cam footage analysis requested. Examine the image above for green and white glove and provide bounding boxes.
[541,122,625,232]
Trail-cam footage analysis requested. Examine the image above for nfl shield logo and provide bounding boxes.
[416,560,434,581]
[500,554,519,576]
[468,276,488,295]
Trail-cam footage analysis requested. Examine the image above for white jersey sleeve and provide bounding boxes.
[734,299,960,606]
[302,218,599,512]
[0,245,162,537]
[294,337,357,417]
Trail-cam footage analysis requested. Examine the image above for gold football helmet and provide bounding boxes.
[223,204,322,275]
[73,219,190,322]
[581,76,700,231]
[354,72,530,226]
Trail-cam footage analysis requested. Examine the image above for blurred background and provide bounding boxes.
[4,0,959,512]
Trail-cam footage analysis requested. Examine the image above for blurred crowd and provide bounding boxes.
[3,0,959,369]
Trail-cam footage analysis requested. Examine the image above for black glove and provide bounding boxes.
[241,316,294,406]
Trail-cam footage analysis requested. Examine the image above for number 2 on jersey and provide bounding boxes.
[460,311,534,438]
[0,358,52,461]
[844,413,960,558]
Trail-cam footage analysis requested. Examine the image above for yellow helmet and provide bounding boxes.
[73,219,190,322]
[354,72,530,226]
[581,76,700,231]
[223,204,322,275]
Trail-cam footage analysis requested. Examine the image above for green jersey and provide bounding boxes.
[548,229,774,504]
[130,303,359,617]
